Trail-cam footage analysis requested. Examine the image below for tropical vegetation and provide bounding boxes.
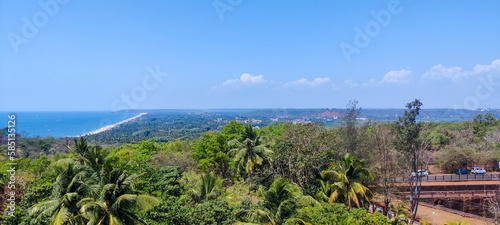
[2,101,500,224]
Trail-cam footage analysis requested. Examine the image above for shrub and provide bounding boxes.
[142,196,191,225]
[438,147,477,173]
[293,203,390,225]
[188,199,238,225]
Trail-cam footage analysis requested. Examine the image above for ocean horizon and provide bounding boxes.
[1,111,141,138]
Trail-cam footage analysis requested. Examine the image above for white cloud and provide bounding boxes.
[422,64,464,81]
[422,59,500,81]
[382,70,413,83]
[344,79,358,87]
[284,77,331,88]
[222,73,266,87]
[358,59,500,88]
[473,59,500,74]
[361,70,413,87]
[362,79,378,87]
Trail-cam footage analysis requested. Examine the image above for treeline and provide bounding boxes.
[1,123,398,224]
[86,112,241,144]
[1,103,500,224]
[425,113,500,173]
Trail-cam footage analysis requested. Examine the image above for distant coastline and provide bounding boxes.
[78,112,147,137]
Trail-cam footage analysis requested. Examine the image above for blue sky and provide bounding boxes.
[1,0,499,111]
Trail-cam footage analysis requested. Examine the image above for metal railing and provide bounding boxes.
[421,173,500,182]
[397,190,496,198]
[385,173,500,183]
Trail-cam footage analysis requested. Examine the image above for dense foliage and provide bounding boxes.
[2,106,500,224]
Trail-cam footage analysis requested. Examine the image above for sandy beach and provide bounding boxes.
[79,112,147,137]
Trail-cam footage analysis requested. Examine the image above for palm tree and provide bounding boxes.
[185,172,223,203]
[314,180,333,203]
[28,159,98,224]
[228,124,273,178]
[78,170,160,225]
[30,138,160,225]
[320,153,373,209]
[66,137,112,186]
[236,177,317,225]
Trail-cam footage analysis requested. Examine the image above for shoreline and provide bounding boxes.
[78,112,147,137]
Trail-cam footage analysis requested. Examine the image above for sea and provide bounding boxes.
[1,111,140,138]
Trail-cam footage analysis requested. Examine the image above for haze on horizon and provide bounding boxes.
[1,1,499,111]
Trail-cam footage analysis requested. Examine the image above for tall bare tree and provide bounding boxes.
[370,124,397,216]
[392,99,423,224]
[341,100,362,157]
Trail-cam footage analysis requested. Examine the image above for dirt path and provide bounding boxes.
[372,194,494,224]
[417,204,492,225]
